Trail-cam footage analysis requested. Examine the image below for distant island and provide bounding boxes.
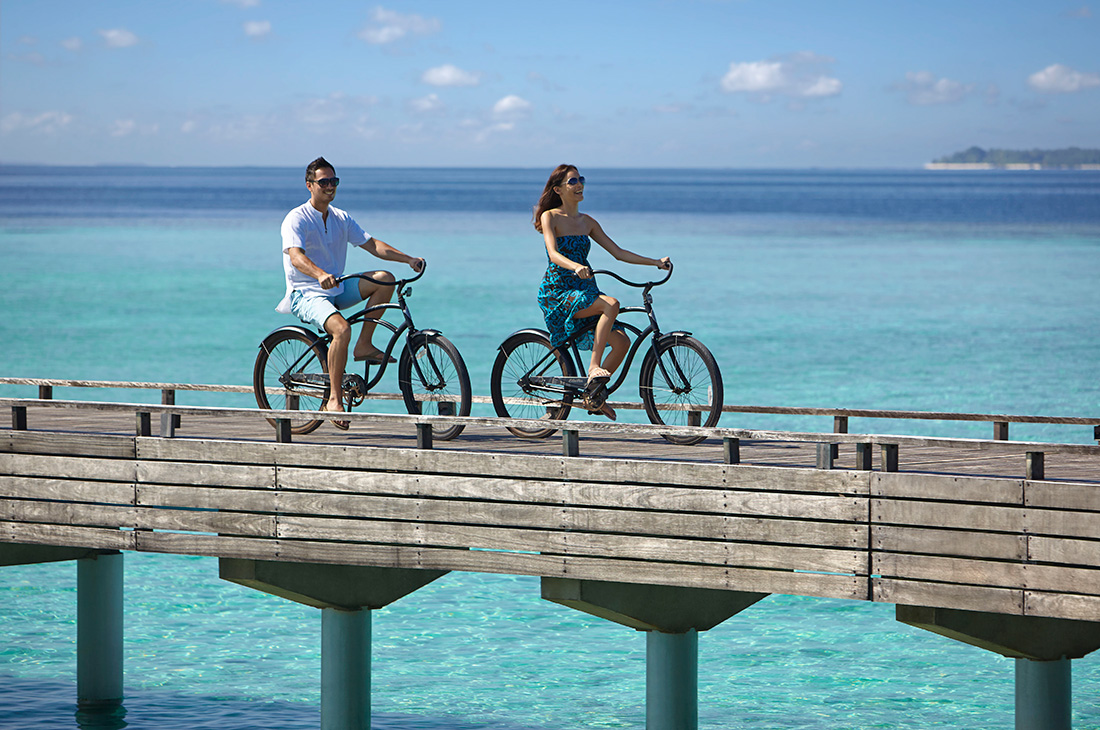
[926,146,1100,170]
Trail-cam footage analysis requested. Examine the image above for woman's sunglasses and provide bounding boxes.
[565,176,585,187]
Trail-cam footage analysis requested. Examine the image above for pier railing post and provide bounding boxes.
[416,423,433,450]
[831,415,848,461]
[77,552,124,708]
[856,443,873,470]
[161,388,181,431]
[723,437,740,465]
[563,429,579,457]
[994,421,1009,440]
[1026,452,1045,481]
[880,444,899,472]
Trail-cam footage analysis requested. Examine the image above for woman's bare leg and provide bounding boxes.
[574,295,628,377]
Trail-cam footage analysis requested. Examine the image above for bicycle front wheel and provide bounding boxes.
[254,328,329,435]
[639,335,723,445]
[399,332,471,441]
[490,331,575,439]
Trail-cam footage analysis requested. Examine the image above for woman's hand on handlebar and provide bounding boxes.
[656,257,671,270]
[409,257,426,273]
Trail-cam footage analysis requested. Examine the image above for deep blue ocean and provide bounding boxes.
[1,166,1099,728]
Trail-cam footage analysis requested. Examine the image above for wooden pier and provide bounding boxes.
[2,378,1100,729]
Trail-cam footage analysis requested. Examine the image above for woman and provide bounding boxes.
[534,164,670,420]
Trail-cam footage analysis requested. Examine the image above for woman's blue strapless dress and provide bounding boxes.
[537,235,624,350]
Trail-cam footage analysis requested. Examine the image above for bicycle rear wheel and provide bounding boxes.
[254,328,329,435]
[399,332,471,441]
[490,331,575,438]
[639,335,723,445]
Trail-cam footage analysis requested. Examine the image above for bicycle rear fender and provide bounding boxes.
[496,328,553,350]
[258,325,325,350]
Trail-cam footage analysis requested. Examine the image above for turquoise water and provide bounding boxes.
[1,167,1099,728]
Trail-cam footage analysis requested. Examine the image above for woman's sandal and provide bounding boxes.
[320,402,350,431]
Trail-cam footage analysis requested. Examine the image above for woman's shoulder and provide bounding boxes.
[547,211,596,238]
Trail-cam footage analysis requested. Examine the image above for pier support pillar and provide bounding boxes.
[897,605,1100,730]
[321,608,371,730]
[77,551,124,707]
[1016,657,1071,730]
[220,560,448,730]
[647,629,698,730]
[543,579,768,730]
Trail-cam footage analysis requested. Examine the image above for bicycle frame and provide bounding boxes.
[274,268,450,397]
[517,265,692,400]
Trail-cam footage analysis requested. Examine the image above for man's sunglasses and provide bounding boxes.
[311,177,340,188]
[565,176,585,187]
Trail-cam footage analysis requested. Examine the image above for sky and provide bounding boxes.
[2,0,1099,168]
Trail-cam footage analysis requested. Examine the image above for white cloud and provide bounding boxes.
[110,119,158,137]
[892,71,975,105]
[422,64,480,87]
[1028,63,1100,93]
[493,95,532,117]
[99,28,139,48]
[244,20,271,38]
[359,7,441,44]
[1,111,74,134]
[409,93,444,114]
[61,37,83,52]
[721,52,841,100]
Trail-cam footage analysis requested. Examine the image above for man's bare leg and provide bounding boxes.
[352,271,396,361]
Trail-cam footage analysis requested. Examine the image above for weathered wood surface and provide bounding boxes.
[5,379,1099,431]
[2,402,1099,621]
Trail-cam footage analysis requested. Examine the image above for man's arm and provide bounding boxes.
[359,237,425,271]
[287,247,339,289]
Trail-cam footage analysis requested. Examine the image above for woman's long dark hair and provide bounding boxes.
[533,163,577,233]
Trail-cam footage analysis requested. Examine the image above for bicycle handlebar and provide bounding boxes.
[336,260,426,288]
[590,261,673,288]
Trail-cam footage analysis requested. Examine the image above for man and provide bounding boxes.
[277,156,424,429]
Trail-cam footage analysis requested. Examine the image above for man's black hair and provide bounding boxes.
[306,157,335,182]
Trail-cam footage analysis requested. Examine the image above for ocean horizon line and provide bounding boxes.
[1,161,954,172]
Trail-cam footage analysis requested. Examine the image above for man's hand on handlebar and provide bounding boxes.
[319,272,338,289]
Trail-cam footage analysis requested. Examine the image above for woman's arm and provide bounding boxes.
[589,217,670,268]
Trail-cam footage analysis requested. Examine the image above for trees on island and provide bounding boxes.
[933,146,1100,167]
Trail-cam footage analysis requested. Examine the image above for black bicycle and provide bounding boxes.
[254,265,471,440]
[490,264,723,445]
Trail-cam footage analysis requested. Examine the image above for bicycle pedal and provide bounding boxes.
[582,376,609,396]
[582,383,609,412]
